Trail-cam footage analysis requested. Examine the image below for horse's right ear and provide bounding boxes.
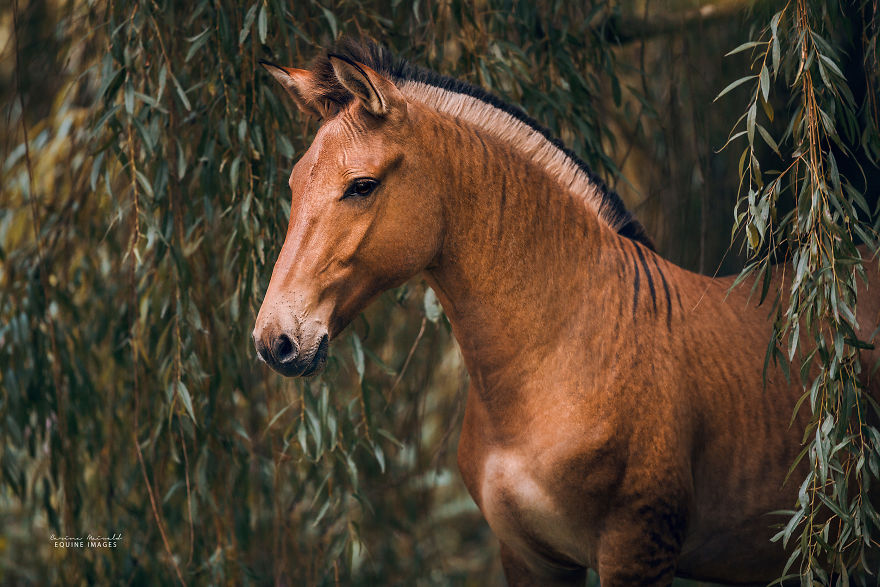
[259,60,337,119]
[328,54,405,119]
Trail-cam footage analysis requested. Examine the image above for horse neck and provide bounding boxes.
[419,112,629,399]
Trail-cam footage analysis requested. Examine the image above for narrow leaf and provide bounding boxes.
[760,65,770,102]
[714,76,757,102]
[725,41,765,57]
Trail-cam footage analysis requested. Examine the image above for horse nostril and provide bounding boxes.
[273,333,298,364]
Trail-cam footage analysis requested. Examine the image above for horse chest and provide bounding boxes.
[475,450,589,566]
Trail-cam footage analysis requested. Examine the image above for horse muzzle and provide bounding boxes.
[253,319,330,377]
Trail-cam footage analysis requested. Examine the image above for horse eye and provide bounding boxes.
[344,178,379,199]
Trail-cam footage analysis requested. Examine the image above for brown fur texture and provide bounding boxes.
[253,42,880,585]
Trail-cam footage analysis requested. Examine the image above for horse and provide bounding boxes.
[252,40,880,585]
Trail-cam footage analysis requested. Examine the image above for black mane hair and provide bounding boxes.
[307,38,654,250]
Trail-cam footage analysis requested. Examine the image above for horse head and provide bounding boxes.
[253,55,444,376]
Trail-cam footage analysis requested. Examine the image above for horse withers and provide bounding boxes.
[252,41,880,586]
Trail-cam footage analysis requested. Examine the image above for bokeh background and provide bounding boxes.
[1,0,878,585]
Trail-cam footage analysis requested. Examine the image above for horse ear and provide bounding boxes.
[328,55,405,118]
[259,60,337,119]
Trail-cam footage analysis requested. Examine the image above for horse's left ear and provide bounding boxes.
[328,55,405,119]
[259,60,339,119]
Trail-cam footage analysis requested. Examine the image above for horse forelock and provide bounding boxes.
[305,38,653,250]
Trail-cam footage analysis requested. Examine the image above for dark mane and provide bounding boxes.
[309,38,653,250]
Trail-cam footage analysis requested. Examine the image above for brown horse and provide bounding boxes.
[252,40,880,585]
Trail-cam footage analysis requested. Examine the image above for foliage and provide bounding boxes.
[722,0,880,583]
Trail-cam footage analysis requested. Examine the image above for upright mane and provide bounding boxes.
[306,38,653,250]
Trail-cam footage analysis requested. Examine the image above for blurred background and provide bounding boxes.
[1,0,877,585]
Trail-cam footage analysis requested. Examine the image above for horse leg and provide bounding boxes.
[595,511,684,587]
[596,545,677,586]
[499,543,586,587]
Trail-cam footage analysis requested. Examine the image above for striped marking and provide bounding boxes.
[632,248,641,316]
[627,241,677,329]
[652,256,674,330]
[634,244,657,313]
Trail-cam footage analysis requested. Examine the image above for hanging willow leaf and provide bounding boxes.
[714,76,758,103]
[760,64,770,103]
[725,40,766,57]
[239,3,258,45]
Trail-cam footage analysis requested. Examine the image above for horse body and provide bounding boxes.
[419,118,814,584]
[253,41,879,585]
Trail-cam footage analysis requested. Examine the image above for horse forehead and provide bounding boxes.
[315,117,366,161]
[288,128,342,188]
[291,113,401,193]
[321,116,398,168]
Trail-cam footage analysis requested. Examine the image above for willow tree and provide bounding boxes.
[721,1,880,583]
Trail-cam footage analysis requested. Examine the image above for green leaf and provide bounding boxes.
[312,497,331,526]
[725,40,765,57]
[171,73,192,111]
[817,492,850,522]
[239,3,258,45]
[747,102,757,145]
[350,334,365,382]
[135,170,154,198]
[719,130,748,151]
[185,28,211,62]
[124,78,134,114]
[747,223,760,249]
[297,421,309,456]
[782,547,802,579]
[817,58,832,90]
[265,405,294,438]
[770,10,782,38]
[844,183,870,217]
[713,75,757,103]
[782,505,806,547]
[372,442,385,473]
[258,4,268,45]
[818,54,844,79]
[319,5,338,39]
[738,147,749,180]
[771,36,781,76]
[176,381,196,423]
[757,124,780,156]
[377,428,405,449]
[760,64,770,103]
[176,139,187,178]
[610,75,621,107]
